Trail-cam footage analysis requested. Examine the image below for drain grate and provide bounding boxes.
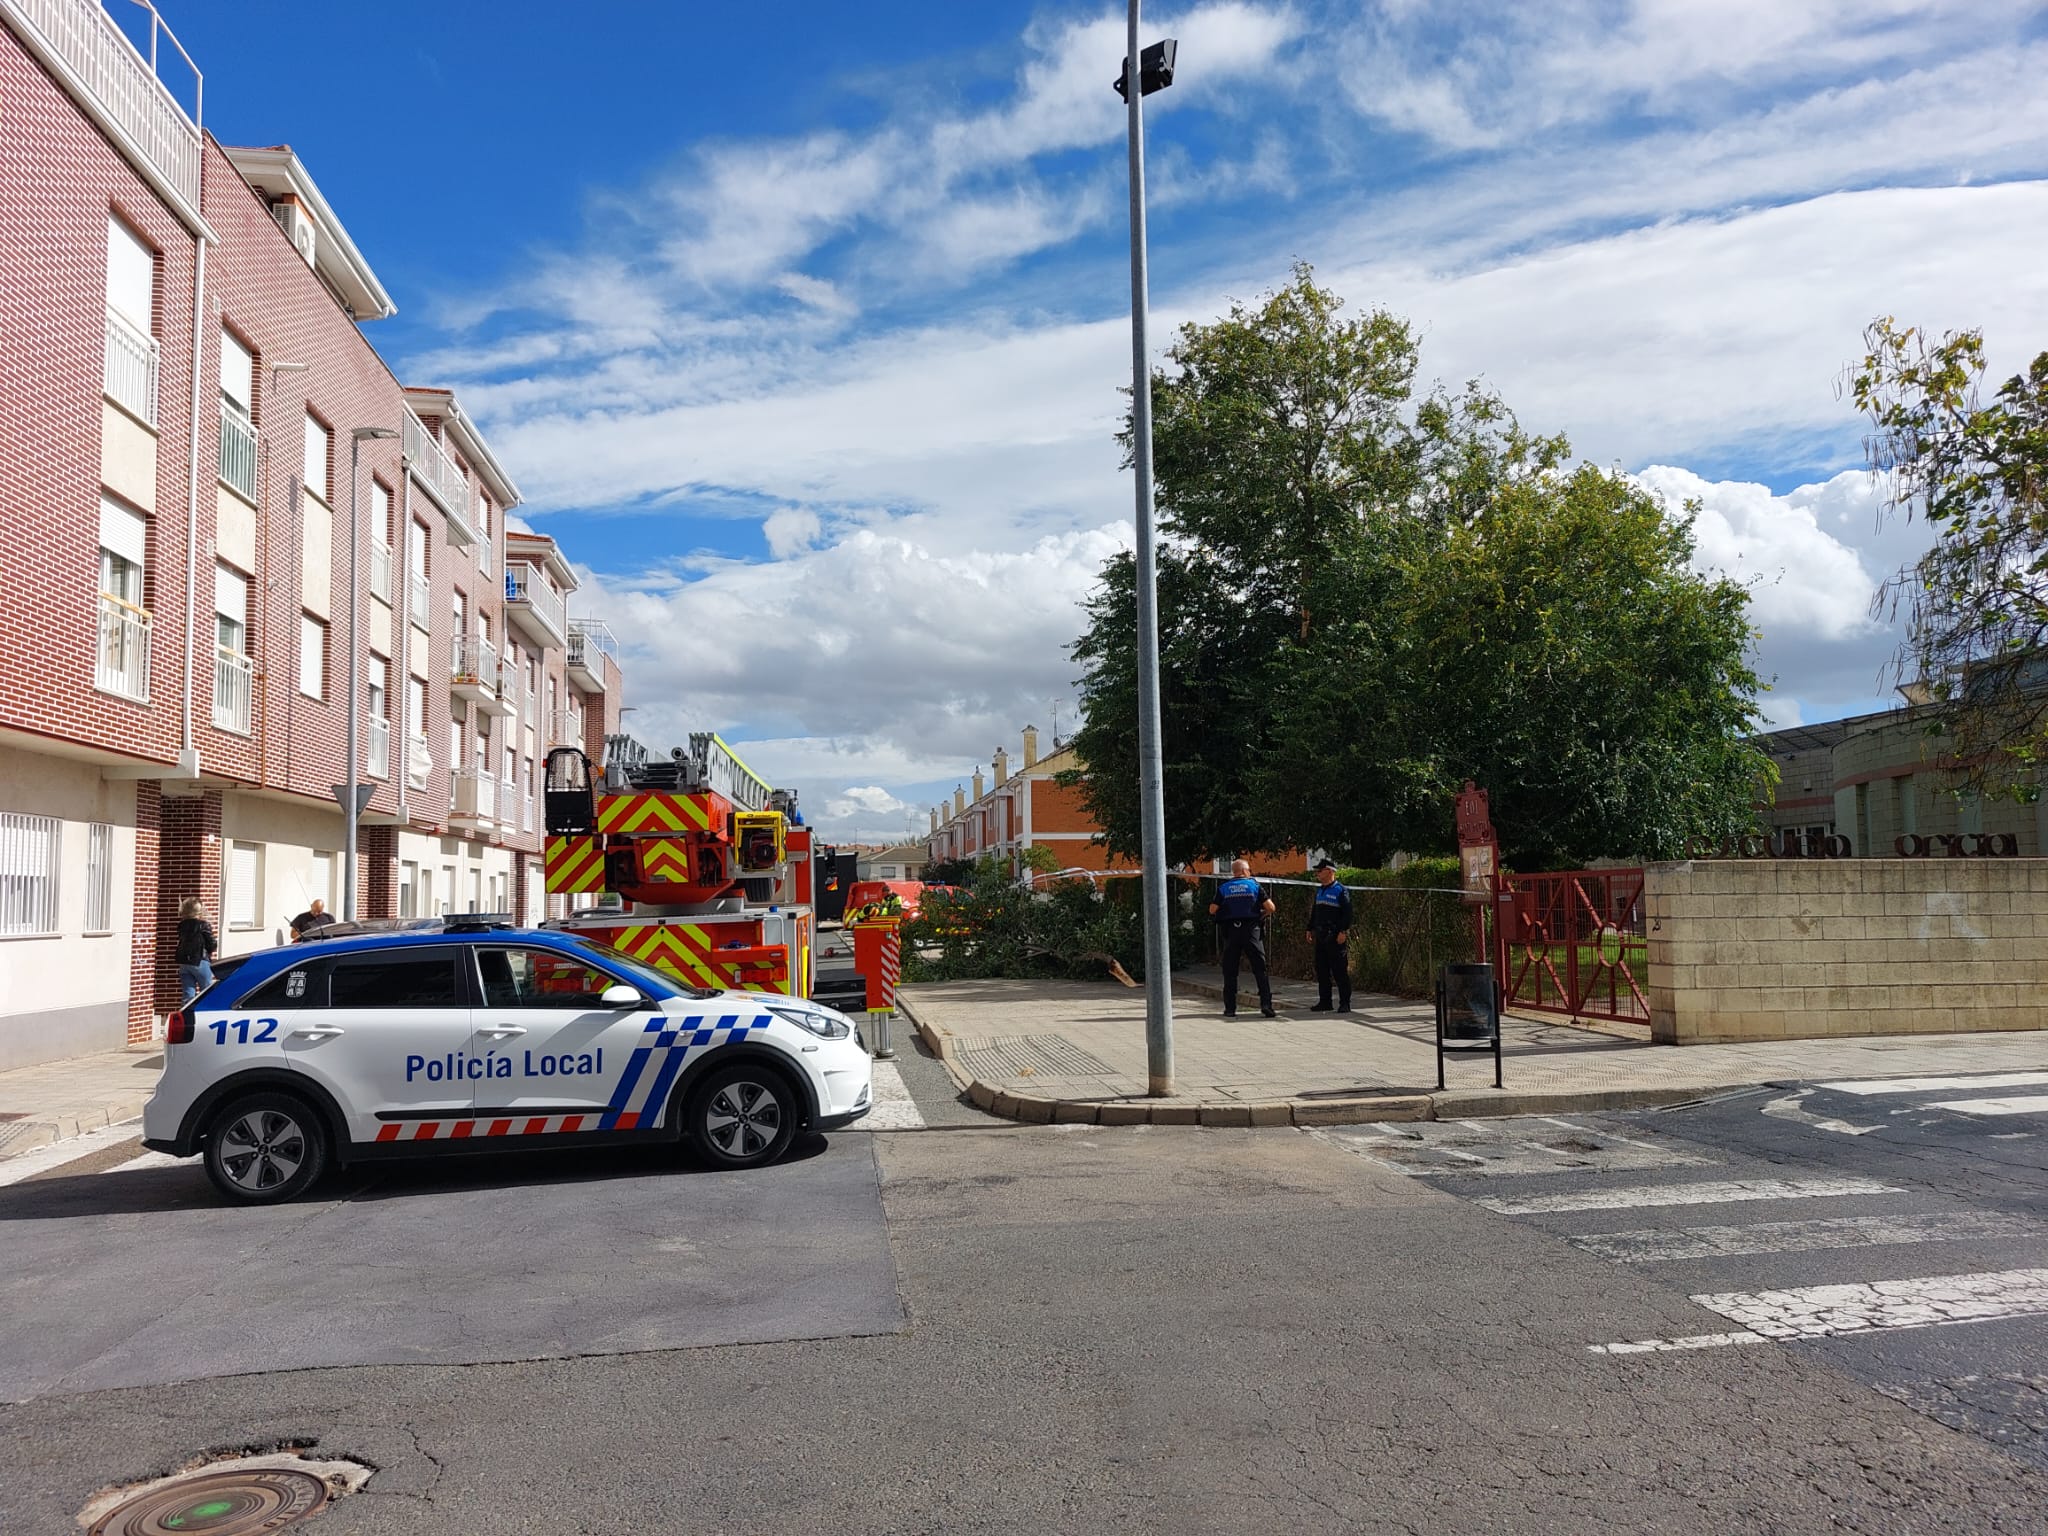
[82,1454,371,1535]
[956,1034,1117,1081]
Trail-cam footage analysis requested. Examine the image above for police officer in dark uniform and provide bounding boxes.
[1305,858,1353,1013]
[1208,859,1276,1018]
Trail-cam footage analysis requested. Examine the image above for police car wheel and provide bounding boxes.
[202,1090,329,1204]
[688,1064,797,1169]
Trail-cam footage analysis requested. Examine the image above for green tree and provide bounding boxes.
[1855,319,2048,796]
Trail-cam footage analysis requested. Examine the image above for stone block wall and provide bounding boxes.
[1645,859,2048,1043]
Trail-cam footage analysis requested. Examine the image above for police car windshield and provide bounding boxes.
[574,940,721,1000]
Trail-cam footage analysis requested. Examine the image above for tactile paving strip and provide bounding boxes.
[956,1034,1117,1082]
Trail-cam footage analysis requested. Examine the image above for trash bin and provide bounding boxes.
[1437,962,1499,1047]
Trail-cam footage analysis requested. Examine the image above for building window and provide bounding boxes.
[302,411,331,503]
[299,613,326,699]
[409,518,431,626]
[367,655,390,779]
[441,864,456,915]
[96,494,151,701]
[311,850,333,910]
[225,840,262,930]
[214,562,252,733]
[369,480,393,602]
[398,859,418,918]
[0,812,62,937]
[218,328,257,499]
[84,822,114,934]
[104,214,157,424]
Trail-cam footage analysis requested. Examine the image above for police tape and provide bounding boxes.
[1017,866,1471,897]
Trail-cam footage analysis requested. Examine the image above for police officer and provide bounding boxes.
[1305,858,1353,1013]
[1208,859,1276,1019]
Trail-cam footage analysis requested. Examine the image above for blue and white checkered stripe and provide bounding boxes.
[599,1012,773,1131]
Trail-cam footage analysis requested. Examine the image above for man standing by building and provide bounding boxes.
[1209,859,1276,1019]
[290,897,336,943]
[1306,858,1353,1013]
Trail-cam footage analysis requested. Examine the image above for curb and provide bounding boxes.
[0,1098,151,1163]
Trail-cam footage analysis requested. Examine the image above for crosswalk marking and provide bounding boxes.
[1820,1072,2048,1097]
[1570,1210,2045,1263]
[850,1059,926,1131]
[1477,1175,1900,1216]
[1588,1331,1769,1356]
[0,1121,144,1188]
[1691,1267,2048,1340]
[1923,1094,2048,1118]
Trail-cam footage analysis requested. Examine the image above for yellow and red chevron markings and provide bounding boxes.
[545,835,606,893]
[635,837,695,884]
[589,920,796,996]
[596,791,719,836]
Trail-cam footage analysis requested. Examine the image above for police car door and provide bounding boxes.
[469,945,657,1131]
[287,944,477,1143]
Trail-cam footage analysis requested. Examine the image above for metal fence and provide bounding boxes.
[1494,868,1650,1025]
[104,308,158,424]
[96,593,151,701]
[212,644,251,733]
[217,400,256,500]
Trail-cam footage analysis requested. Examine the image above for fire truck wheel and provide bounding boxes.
[686,1063,799,1169]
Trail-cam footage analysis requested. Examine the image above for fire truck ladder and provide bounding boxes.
[688,732,774,812]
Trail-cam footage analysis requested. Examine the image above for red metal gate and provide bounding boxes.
[1485,868,1649,1025]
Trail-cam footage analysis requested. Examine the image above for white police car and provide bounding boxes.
[143,927,873,1204]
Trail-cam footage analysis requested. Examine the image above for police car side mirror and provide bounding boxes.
[599,984,643,1008]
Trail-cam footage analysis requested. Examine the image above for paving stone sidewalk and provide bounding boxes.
[0,1047,161,1159]
[901,972,2048,1127]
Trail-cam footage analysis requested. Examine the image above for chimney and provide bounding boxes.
[993,746,1009,786]
[972,766,985,802]
[954,785,966,817]
[1022,724,1039,769]
[929,806,939,833]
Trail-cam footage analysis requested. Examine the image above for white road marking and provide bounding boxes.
[0,1121,144,1188]
[1761,1090,1882,1137]
[1477,1175,1900,1216]
[1692,1267,2048,1340]
[1570,1210,2046,1263]
[1588,1331,1769,1356]
[1923,1095,2048,1118]
[849,1059,927,1131]
[1820,1072,2048,1097]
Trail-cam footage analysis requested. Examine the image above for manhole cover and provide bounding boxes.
[956,1034,1116,1081]
[81,1454,369,1535]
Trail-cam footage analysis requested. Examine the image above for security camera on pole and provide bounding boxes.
[1117,8,1177,1096]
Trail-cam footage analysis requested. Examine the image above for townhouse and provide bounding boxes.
[0,0,621,1069]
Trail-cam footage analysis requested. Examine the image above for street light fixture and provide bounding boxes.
[343,424,400,920]
[1119,6,1177,1096]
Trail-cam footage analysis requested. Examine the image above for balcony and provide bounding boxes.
[105,308,159,426]
[565,618,615,693]
[504,562,566,652]
[369,538,391,605]
[96,593,151,701]
[406,730,430,790]
[407,567,429,630]
[496,657,529,721]
[546,709,584,749]
[217,399,256,500]
[450,768,495,828]
[402,408,476,544]
[367,714,390,780]
[451,635,502,712]
[212,645,251,734]
[3,0,204,221]
[519,779,534,834]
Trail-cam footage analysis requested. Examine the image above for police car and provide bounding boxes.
[142,926,873,1204]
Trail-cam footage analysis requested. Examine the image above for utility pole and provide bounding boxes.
[1120,7,1178,1095]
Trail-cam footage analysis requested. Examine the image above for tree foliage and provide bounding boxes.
[1855,319,2048,797]
[900,857,1192,984]
[1071,266,1770,869]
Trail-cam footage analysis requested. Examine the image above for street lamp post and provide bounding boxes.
[1119,9,1178,1096]
[344,425,400,920]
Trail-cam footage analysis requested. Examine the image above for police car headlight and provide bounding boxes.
[766,1003,852,1040]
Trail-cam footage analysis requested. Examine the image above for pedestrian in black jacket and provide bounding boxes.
[1305,859,1352,1013]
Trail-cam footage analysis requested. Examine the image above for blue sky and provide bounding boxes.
[159,1,2048,840]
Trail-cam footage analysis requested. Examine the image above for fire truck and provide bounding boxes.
[541,732,818,998]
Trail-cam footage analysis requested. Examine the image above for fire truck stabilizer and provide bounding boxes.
[541,733,816,999]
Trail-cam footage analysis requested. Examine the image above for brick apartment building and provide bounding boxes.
[0,0,622,1069]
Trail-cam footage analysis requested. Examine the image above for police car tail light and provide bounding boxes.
[165,1010,192,1045]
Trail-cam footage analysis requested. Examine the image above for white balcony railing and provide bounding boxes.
[405,730,430,790]
[505,563,566,648]
[451,768,494,824]
[402,408,476,543]
[369,538,391,604]
[546,709,582,748]
[104,308,159,425]
[451,634,497,687]
[212,645,251,733]
[407,567,429,627]
[367,714,390,780]
[5,0,204,213]
[96,592,151,701]
[521,781,534,833]
[496,658,528,719]
[217,400,256,499]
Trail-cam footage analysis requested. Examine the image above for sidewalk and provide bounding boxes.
[0,1047,160,1159]
[900,970,2048,1127]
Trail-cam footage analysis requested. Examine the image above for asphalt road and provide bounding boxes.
[4,1073,2045,1533]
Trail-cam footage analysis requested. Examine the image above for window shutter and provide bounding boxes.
[214,562,248,627]
[99,495,147,567]
[105,217,153,330]
[219,330,253,411]
[227,843,259,927]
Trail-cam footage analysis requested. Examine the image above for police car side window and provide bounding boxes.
[238,963,328,1010]
[329,951,466,1009]
[479,947,621,1010]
